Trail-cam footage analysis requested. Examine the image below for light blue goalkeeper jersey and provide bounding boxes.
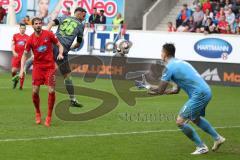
[161,58,211,98]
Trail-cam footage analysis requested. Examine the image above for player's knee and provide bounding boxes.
[64,75,72,83]
[32,86,40,94]
[12,68,17,72]
[63,73,70,79]
[48,87,55,94]
[192,117,200,124]
[176,116,186,127]
[32,89,39,94]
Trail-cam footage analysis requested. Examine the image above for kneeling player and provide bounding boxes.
[20,18,64,127]
[148,43,225,155]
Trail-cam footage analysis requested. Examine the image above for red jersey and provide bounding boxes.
[218,21,229,34]
[25,30,59,68]
[181,10,187,21]
[202,2,212,13]
[13,33,29,56]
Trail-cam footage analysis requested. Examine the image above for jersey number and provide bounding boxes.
[60,19,78,36]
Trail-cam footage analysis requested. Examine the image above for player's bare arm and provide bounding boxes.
[46,20,56,31]
[56,41,64,60]
[71,35,83,50]
[148,81,169,95]
[164,84,180,95]
[70,42,81,50]
[19,50,29,78]
[11,40,18,57]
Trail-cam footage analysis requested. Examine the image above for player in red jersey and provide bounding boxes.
[19,17,64,127]
[11,23,29,89]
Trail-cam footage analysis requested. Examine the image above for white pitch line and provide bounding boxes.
[0,125,239,143]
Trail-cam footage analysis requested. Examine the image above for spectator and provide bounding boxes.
[202,0,212,13]
[185,16,197,32]
[112,13,124,32]
[192,0,201,11]
[22,15,31,25]
[203,17,217,34]
[202,9,214,25]
[0,2,6,24]
[88,8,100,26]
[219,0,226,8]
[212,0,221,15]
[217,15,229,33]
[232,0,240,14]
[232,17,239,33]
[96,10,107,31]
[192,5,204,28]
[224,0,232,8]
[236,25,240,34]
[167,22,176,32]
[226,8,235,31]
[195,27,202,33]
[236,8,240,18]
[176,4,192,28]
[177,16,196,32]
[99,10,106,24]
[215,7,225,21]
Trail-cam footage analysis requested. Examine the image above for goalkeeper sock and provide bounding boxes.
[64,77,75,101]
[196,117,220,141]
[179,123,204,147]
[47,92,55,117]
[32,93,40,114]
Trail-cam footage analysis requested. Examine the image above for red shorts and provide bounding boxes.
[12,57,21,68]
[32,67,56,87]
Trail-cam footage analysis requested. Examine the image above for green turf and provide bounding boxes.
[0,72,239,160]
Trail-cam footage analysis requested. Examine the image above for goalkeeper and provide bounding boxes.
[145,43,225,155]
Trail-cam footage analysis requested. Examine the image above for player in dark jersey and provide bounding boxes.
[47,7,86,107]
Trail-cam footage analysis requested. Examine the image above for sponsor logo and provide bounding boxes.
[62,0,118,17]
[194,38,232,59]
[224,72,240,83]
[88,32,130,53]
[37,45,47,53]
[201,68,221,81]
[70,64,123,76]
[17,40,25,46]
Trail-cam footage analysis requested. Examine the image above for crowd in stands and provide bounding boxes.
[168,0,240,34]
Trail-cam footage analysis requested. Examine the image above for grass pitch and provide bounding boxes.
[0,72,240,160]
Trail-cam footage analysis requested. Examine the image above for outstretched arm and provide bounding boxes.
[164,84,180,95]
[56,41,64,60]
[148,81,180,95]
[71,33,84,49]
[148,81,169,95]
[47,20,57,31]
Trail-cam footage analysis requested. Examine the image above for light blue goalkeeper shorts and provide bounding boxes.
[179,91,212,121]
